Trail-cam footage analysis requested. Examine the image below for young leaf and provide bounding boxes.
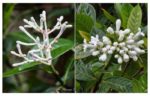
[102,8,116,23]
[78,30,91,42]
[127,5,142,33]
[103,76,132,92]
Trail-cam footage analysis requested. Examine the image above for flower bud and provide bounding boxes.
[137,40,144,46]
[92,51,100,56]
[116,19,121,32]
[123,54,129,62]
[132,56,138,61]
[118,57,123,64]
[99,53,107,61]
[108,50,113,54]
[107,27,114,34]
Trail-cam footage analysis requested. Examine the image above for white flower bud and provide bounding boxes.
[106,45,111,50]
[115,54,119,58]
[103,36,111,45]
[128,51,137,56]
[126,39,134,44]
[134,47,143,53]
[123,47,128,52]
[118,57,123,64]
[137,40,144,46]
[127,33,134,40]
[92,51,100,56]
[119,42,125,47]
[116,47,120,51]
[124,29,130,34]
[119,50,125,55]
[132,56,138,61]
[110,46,116,51]
[116,19,121,32]
[108,50,113,54]
[99,53,107,61]
[113,42,118,46]
[118,34,124,41]
[102,47,107,53]
[19,26,36,42]
[123,54,129,62]
[107,27,114,34]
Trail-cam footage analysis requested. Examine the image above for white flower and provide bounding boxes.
[11,11,72,67]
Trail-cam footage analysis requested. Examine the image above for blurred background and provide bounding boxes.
[3,3,74,93]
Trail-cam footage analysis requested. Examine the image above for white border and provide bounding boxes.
[1,0,149,96]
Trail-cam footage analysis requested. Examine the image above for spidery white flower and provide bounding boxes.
[11,11,72,67]
[83,19,145,64]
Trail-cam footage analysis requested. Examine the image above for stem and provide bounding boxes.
[92,55,112,92]
[121,62,130,76]
[50,65,64,86]
[132,67,144,78]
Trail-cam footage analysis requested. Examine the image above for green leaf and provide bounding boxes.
[3,62,39,77]
[62,55,74,84]
[76,60,96,81]
[77,3,96,22]
[127,5,142,33]
[132,73,147,92]
[4,4,15,31]
[51,38,74,59]
[103,76,132,92]
[78,30,90,42]
[97,81,110,92]
[74,44,92,59]
[76,13,94,33]
[102,8,116,23]
[114,4,133,28]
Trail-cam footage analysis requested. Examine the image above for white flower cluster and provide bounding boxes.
[83,19,145,64]
[11,11,72,67]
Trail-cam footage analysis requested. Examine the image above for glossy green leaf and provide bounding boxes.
[76,13,94,33]
[104,76,132,92]
[114,4,133,28]
[127,5,142,33]
[51,38,74,59]
[132,73,147,92]
[102,8,116,23]
[3,62,39,77]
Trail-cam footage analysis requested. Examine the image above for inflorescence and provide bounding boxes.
[11,11,72,67]
[83,19,145,64]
